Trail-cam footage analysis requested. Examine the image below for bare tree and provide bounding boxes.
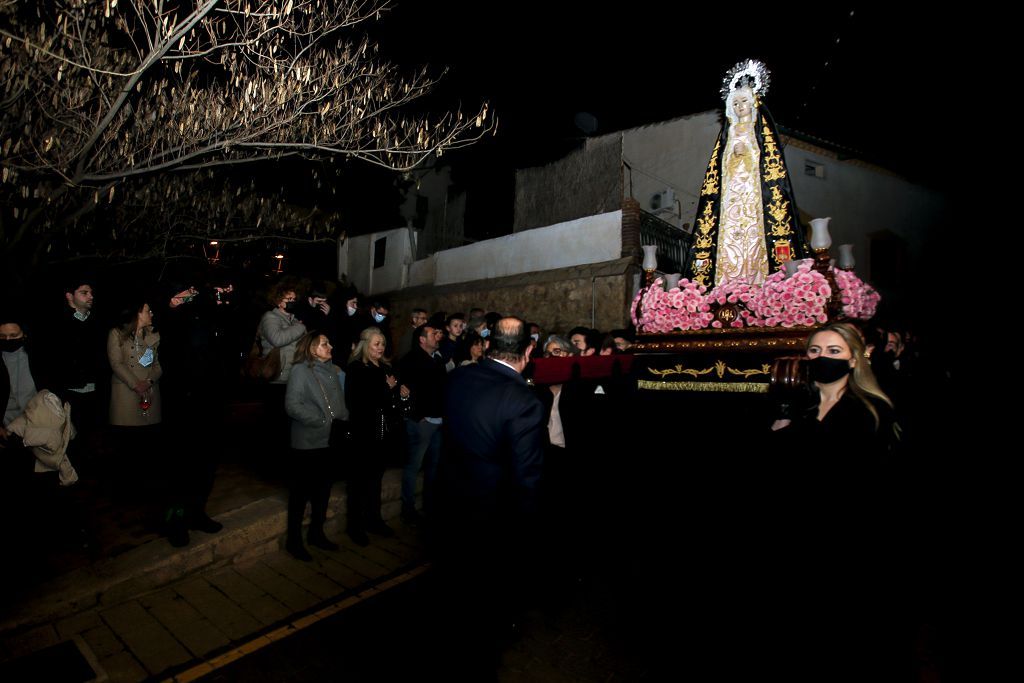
[0,0,493,261]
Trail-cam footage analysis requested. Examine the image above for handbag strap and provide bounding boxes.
[311,371,336,421]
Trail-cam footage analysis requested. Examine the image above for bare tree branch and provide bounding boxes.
[1,0,493,261]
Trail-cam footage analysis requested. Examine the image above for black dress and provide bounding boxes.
[766,390,909,681]
[344,360,401,533]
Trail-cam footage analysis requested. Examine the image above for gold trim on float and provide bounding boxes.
[637,380,769,393]
[647,364,716,378]
[646,362,771,380]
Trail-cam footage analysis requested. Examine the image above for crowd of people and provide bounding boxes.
[1,268,946,678]
[0,272,643,560]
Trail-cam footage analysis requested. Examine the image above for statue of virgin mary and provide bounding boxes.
[683,60,810,288]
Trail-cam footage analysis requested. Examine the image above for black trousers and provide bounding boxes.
[286,447,335,543]
[346,435,386,533]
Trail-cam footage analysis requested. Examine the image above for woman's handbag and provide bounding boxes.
[244,335,281,381]
[376,403,404,441]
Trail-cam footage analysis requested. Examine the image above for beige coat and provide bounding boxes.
[6,389,78,485]
[108,327,163,426]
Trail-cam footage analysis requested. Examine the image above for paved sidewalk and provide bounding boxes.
[0,507,426,683]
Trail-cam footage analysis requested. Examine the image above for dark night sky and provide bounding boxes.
[339,3,969,238]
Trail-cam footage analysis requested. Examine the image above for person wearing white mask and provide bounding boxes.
[359,299,393,359]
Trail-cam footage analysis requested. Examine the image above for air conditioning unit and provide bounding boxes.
[649,188,676,213]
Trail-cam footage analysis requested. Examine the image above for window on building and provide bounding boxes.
[373,237,387,269]
[804,161,826,179]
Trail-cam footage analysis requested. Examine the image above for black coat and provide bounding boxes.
[439,358,545,526]
[397,346,446,420]
[344,359,400,442]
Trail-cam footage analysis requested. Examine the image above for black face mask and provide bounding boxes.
[807,356,853,384]
[0,338,25,353]
[284,301,298,313]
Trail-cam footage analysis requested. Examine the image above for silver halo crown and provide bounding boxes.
[720,59,771,102]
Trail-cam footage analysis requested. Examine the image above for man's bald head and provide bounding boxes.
[487,317,531,362]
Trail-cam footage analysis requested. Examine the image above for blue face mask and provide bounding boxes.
[373,312,386,324]
[480,328,490,338]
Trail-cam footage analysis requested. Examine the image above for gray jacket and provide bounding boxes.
[285,359,348,450]
[3,348,37,426]
[258,308,306,384]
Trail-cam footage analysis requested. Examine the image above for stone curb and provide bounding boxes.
[0,469,407,637]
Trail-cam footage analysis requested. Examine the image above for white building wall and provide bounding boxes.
[432,211,622,286]
[784,144,944,275]
[341,211,623,294]
[621,111,721,232]
[340,227,418,295]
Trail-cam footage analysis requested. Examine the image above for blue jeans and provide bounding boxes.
[402,419,442,515]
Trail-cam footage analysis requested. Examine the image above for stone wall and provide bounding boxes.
[383,257,640,342]
[513,134,623,233]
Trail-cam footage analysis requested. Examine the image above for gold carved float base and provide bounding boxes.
[633,326,818,393]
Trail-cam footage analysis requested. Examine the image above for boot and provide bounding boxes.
[189,511,223,534]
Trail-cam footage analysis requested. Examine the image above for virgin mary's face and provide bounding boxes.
[732,89,753,118]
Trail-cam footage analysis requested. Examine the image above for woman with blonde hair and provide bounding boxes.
[769,321,905,678]
[772,321,898,446]
[343,327,403,546]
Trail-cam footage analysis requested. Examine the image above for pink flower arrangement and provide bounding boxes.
[708,278,762,328]
[834,268,881,319]
[634,261,880,332]
[634,277,713,332]
[752,260,829,327]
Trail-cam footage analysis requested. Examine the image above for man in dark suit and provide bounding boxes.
[439,316,544,530]
[435,317,545,677]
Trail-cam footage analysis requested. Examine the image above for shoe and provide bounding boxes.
[286,542,313,562]
[189,514,223,534]
[167,525,190,548]
[367,521,395,538]
[401,509,423,526]
[165,506,189,547]
[347,529,370,547]
[307,533,339,551]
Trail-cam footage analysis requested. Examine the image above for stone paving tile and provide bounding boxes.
[2,623,59,659]
[55,611,103,640]
[372,534,423,562]
[317,556,371,591]
[140,589,231,658]
[261,554,344,601]
[354,542,407,571]
[206,563,294,626]
[80,623,125,659]
[100,600,191,675]
[236,560,319,613]
[205,566,266,605]
[174,578,262,642]
[97,650,148,683]
[331,547,390,580]
[236,591,293,628]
